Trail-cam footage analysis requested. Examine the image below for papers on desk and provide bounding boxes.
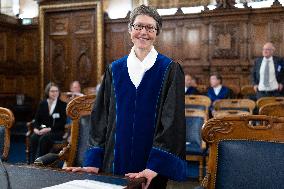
[42,179,125,189]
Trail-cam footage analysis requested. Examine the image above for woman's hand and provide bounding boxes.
[125,169,157,189]
[39,128,51,135]
[33,128,40,135]
[63,166,99,174]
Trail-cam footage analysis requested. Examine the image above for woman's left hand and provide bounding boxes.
[39,127,51,135]
[125,169,157,189]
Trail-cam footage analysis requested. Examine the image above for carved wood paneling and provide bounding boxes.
[43,2,102,91]
[0,13,39,110]
[0,32,7,62]
[105,7,284,94]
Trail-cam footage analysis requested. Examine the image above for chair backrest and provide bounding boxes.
[83,87,96,95]
[185,109,207,151]
[213,99,255,114]
[185,95,211,117]
[201,115,284,189]
[226,84,240,98]
[212,110,250,118]
[256,97,284,110]
[65,95,96,167]
[0,107,15,160]
[259,102,284,117]
[240,85,256,99]
[196,84,208,95]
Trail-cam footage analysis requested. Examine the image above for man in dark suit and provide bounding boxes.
[252,42,284,99]
[185,74,199,95]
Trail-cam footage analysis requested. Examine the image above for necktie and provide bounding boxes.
[263,60,270,88]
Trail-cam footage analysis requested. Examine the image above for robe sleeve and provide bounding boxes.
[146,62,188,181]
[83,66,112,168]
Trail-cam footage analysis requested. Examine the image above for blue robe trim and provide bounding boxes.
[83,147,104,168]
[147,147,189,181]
[111,54,172,175]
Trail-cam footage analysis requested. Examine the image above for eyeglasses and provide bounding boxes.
[131,24,157,33]
[50,90,59,93]
[262,48,273,51]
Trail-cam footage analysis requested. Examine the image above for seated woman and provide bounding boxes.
[30,82,67,162]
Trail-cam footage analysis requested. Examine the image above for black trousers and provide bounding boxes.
[256,90,280,100]
[30,132,62,162]
[148,175,168,189]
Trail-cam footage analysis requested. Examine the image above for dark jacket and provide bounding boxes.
[33,99,67,134]
[185,86,199,95]
[252,56,284,86]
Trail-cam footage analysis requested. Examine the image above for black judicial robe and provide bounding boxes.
[84,54,188,181]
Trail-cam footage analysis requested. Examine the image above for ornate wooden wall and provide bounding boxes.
[105,5,284,94]
[0,13,39,109]
[38,0,103,94]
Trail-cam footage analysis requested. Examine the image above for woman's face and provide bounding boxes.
[49,86,59,101]
[129,15,158,52]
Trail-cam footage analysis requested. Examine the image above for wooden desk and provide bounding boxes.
[1,163,145,189]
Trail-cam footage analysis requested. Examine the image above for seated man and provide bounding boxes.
[207,73,231,114]
[67,81,84,99]
[185,74,199,95]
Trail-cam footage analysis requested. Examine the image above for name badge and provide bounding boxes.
[52,113,60,119]
[278,65,281,72]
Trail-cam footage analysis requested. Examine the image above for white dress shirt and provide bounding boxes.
[213,85,222,96]
[47,98,57,115]
[127,46,158,88]
[258,57,278,91]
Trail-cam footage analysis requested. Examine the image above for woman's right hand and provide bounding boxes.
[33,128,40,135]
[63,166,99,174]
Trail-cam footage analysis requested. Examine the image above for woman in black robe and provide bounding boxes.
[65,5,187,189]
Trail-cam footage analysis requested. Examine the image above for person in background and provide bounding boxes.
[185,74,199,95]
[30,82,67,162]
[207,73,232,116]
[64,5,187,189]
[252,42,284,99]
[68,81,84,98]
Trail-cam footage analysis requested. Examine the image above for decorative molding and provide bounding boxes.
[0,107,15,160]
[66,94,96,120]
[202,119,233,143]
[216,0,236,9]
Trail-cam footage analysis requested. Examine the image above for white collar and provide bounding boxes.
[127,47,158,88]
[213,85,222,95]
[263,56,273,62]
[47,98,57,115]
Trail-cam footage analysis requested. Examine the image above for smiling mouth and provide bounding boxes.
[138,37,149,41]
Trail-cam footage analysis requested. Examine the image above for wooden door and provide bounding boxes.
[44,9,97,91]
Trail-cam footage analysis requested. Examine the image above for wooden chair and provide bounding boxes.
[201,115,284,189]
[226,84,240,98]
[185,108,208,182]
[213,99,256,114]
[185,95,211,118]
[83,87,97,95]
[256,97,284,110]
[259,102,284,117]
[196,84,208,95]
[213,110,250,118]
[0,107,15,161]
[240,85,256,99]
[34,95,96,167]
